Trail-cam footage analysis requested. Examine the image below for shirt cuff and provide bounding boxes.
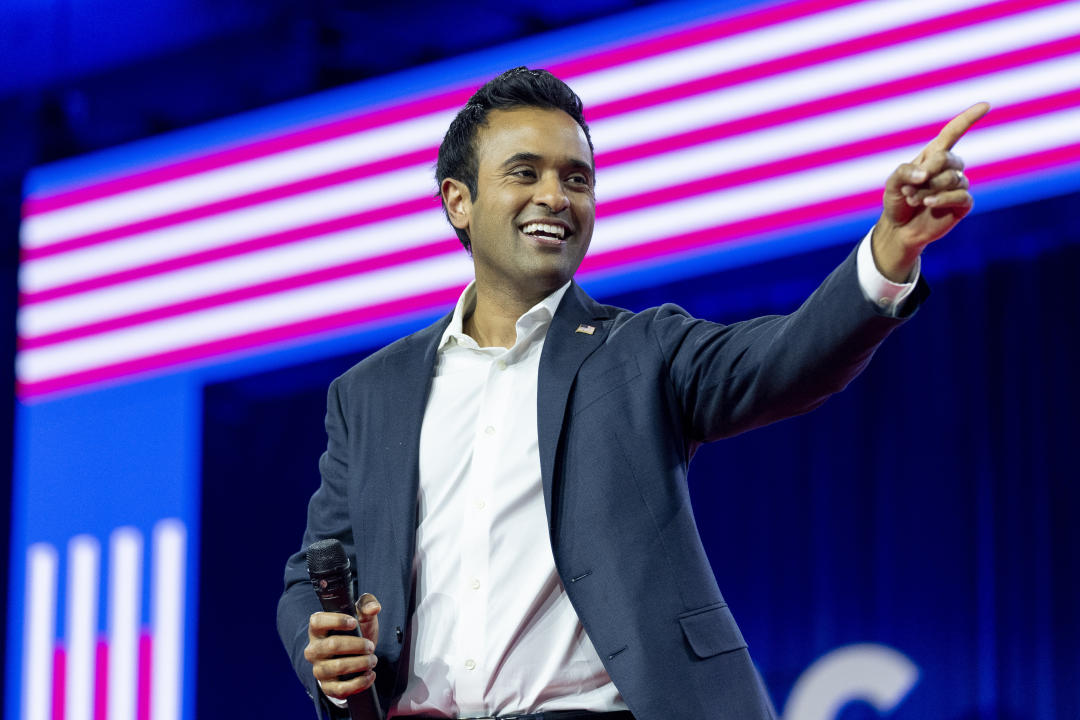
[856,228,920,317]
[318,680,349,709]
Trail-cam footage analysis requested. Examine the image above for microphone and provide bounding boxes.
[306,539,384,720]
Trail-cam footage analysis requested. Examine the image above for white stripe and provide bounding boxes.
[572,0,997,104]
[19,50,1080,339]
[17,103,1080,384]
[65,536,100,720]
[151,520,186,720]
[590,2,1080,151]
[108,528,142,720]
[22,111,452,250]
[20,210,448,337]
[18,252,473,382]
[19,0,1035,247]
[20,162,433,294]
[21,543,58,720]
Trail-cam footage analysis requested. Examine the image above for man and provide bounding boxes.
[278,67,987,719]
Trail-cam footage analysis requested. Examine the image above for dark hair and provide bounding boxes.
[435,67,594,251]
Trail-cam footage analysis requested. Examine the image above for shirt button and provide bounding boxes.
[464,659,476,671]
[484,425,496,436]
[878,297,891,307]
[471,578,481,590]
[497,360,507,371]
[475,498,486,510]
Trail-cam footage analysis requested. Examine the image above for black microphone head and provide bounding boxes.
[306,538,350,576]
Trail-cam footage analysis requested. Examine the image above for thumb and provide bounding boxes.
[355,593,381,647]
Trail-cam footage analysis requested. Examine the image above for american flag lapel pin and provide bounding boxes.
[575,324,596,335]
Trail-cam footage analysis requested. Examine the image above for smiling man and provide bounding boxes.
[278,68,986,720]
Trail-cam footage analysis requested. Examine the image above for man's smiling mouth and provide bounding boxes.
[520,221,569,241]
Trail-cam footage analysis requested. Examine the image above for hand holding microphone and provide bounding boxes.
[304,539,384,720]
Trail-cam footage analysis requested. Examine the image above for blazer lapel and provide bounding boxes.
[537,282,612,528]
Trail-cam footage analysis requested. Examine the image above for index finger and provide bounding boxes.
[927,102,990,152]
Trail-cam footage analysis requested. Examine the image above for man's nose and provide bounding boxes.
[533,173,570,213]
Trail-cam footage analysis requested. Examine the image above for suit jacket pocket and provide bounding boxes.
[678,603,747,659]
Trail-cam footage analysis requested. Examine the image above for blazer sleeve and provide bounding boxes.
[277,376,354,719]
[649,244,926,443]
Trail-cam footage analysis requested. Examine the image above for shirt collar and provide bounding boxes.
[439,281,572,352]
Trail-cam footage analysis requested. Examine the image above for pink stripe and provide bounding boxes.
[17,141,1080,400]
[94,640,108,720]
[19,241,460,349]
[551,0,866,78]
[52,645,66,720]
[20,195,443,305]
[23,0,861,217]
[18,286,464,398]
[23,88,472,217]
[137,633,151,720]
[24,147,438,261]
[585,0,1068,122]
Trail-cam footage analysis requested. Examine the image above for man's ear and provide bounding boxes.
[441,178,471,233]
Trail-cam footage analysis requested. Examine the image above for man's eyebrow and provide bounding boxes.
[500,152,542,168]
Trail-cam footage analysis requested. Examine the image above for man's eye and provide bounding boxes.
[512,168,537,178]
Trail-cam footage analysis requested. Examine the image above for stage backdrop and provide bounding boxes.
[9,1,1080,719]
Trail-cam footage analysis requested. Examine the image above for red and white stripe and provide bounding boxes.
[19,521,187,720]
[18,0,1080,397]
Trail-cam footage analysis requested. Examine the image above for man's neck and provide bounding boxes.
[463,281,561,349]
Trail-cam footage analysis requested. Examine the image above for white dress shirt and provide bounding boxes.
[325,232,916,716]
[391,281,626,718]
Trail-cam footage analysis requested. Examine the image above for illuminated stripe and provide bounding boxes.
[22,544,59,720]
[64,537,100,720]
[107,528,142,720]
[150,520,185,720]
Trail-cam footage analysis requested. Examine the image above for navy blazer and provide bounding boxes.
[277,245,925,719]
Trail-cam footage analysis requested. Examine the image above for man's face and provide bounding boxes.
[454,106,595,300]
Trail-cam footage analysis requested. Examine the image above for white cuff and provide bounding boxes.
[856,228,919,317]
[318,680,349,709]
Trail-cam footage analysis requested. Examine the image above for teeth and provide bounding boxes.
[521,222,566,239]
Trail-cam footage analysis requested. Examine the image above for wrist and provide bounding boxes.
[872,217,921,283]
